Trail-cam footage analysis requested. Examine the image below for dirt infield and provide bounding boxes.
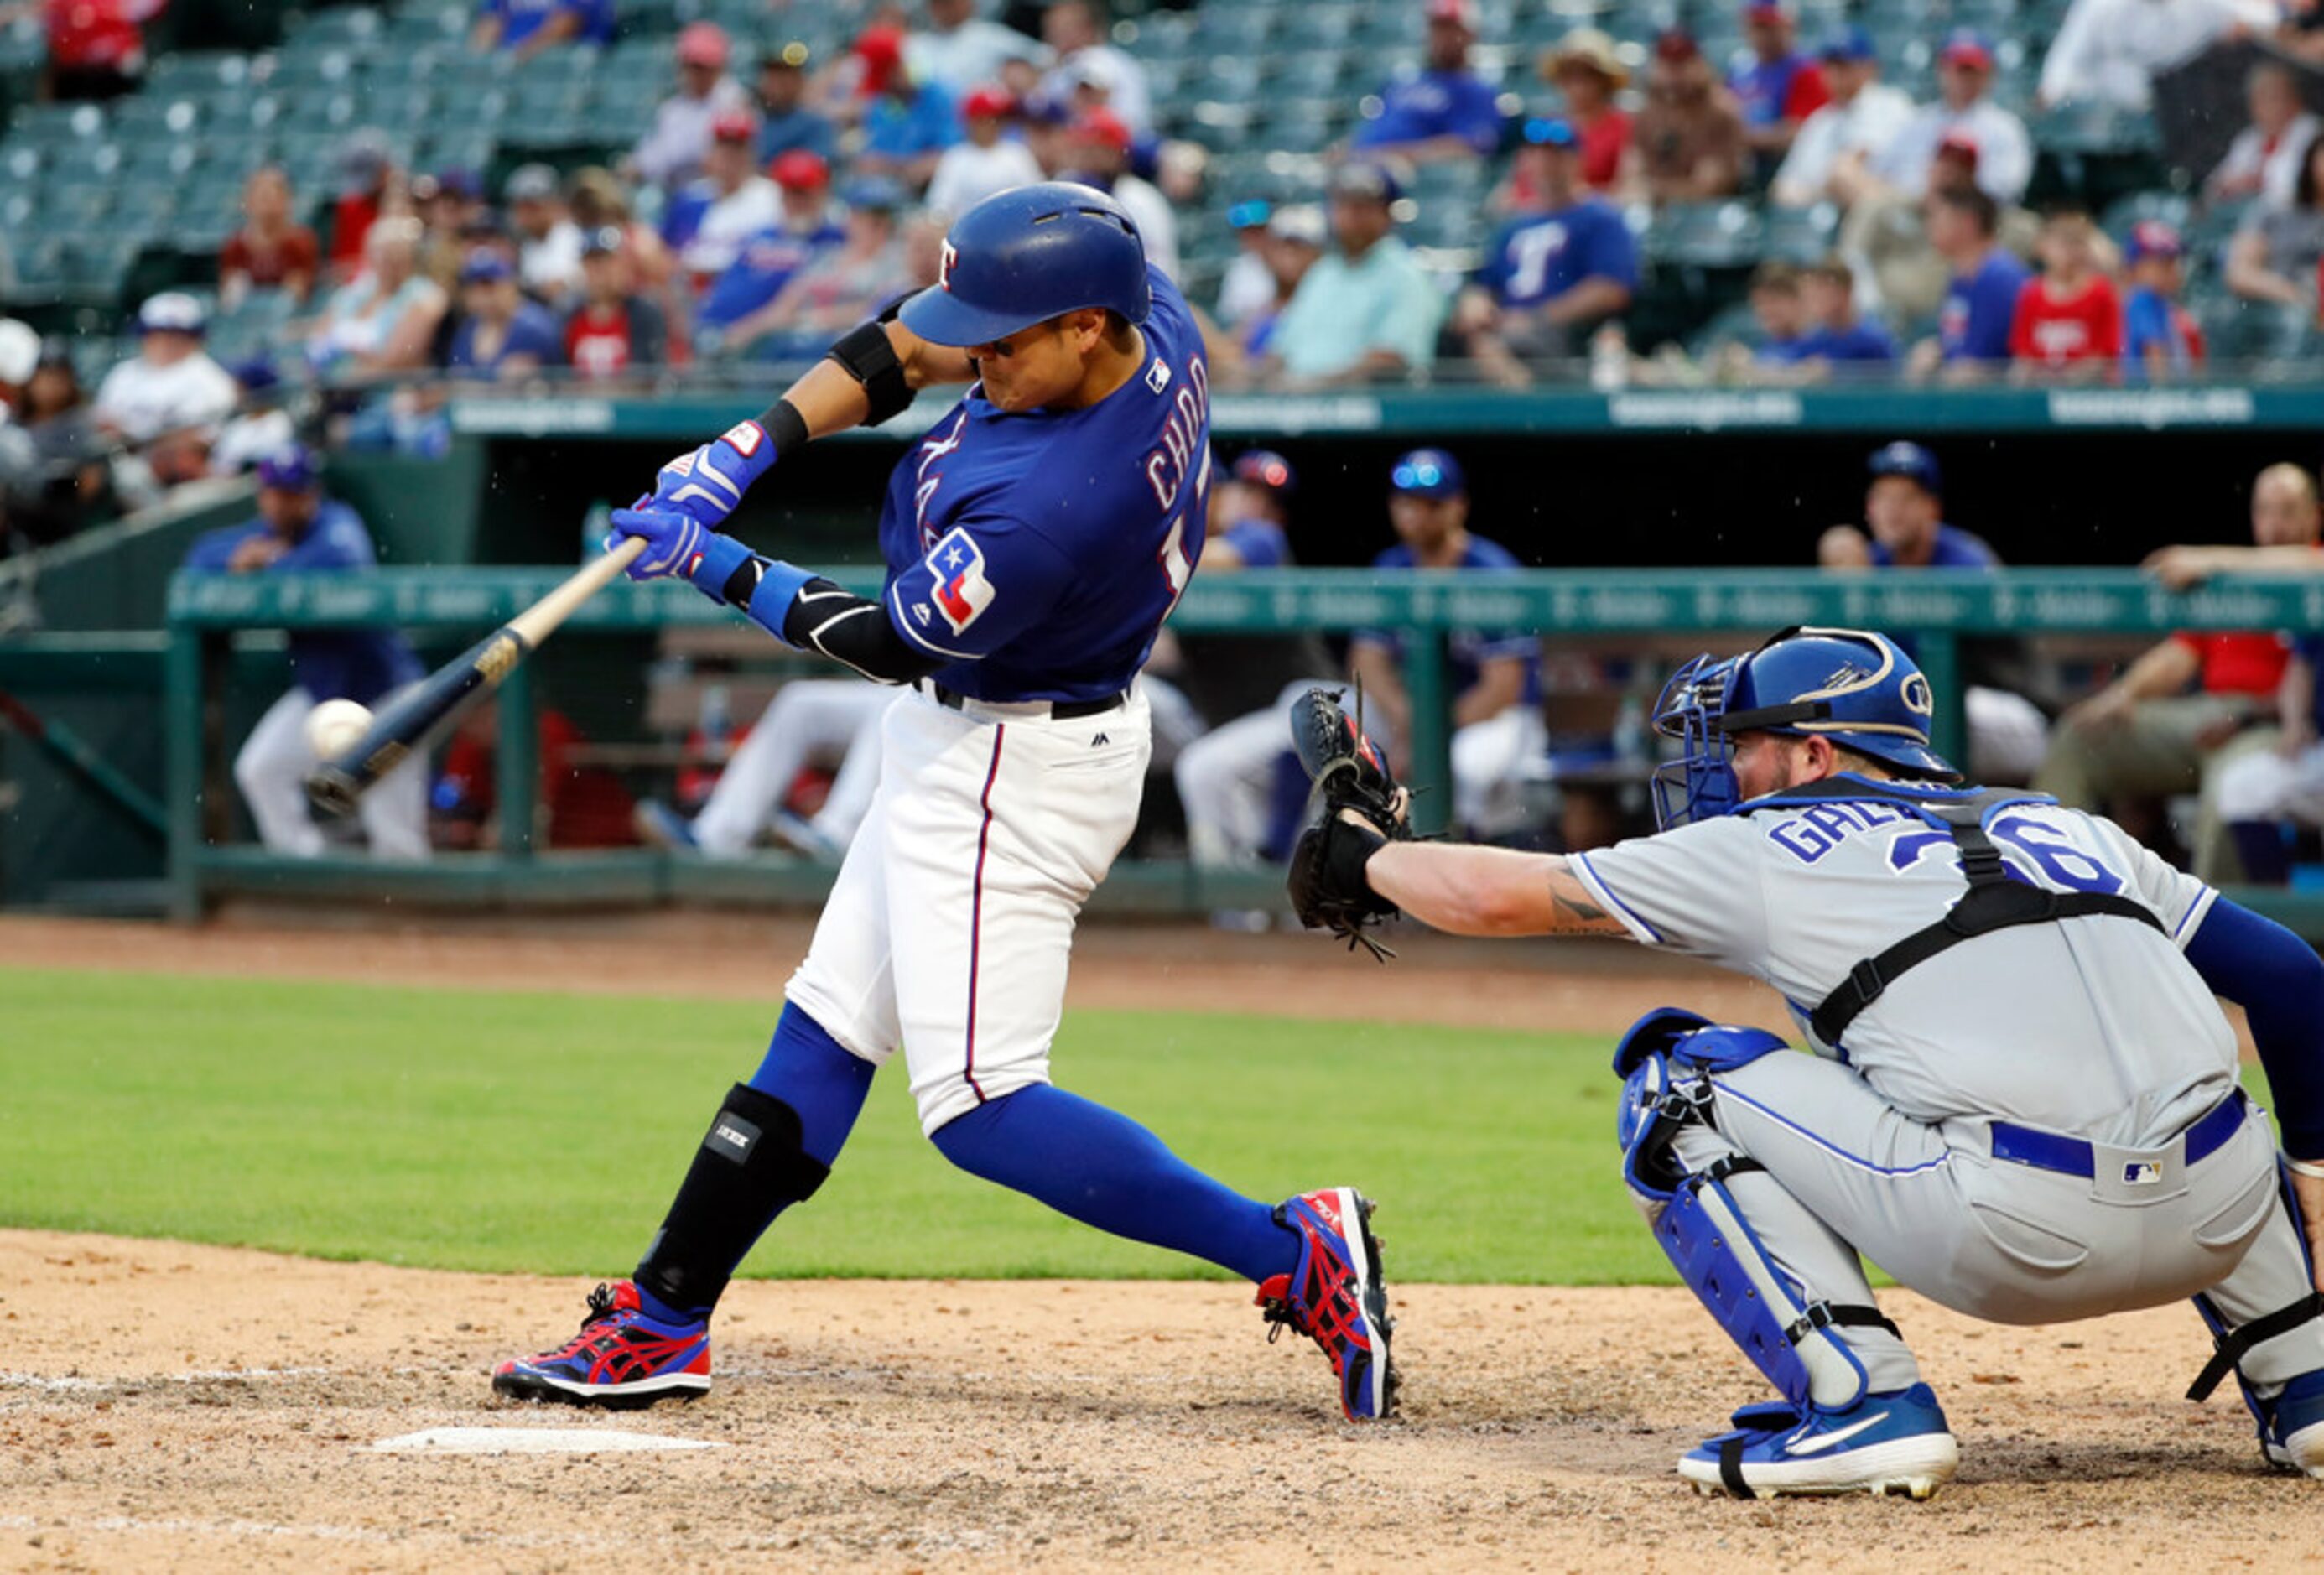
[6,1231,2321,1572]
[1,913,2305,1570]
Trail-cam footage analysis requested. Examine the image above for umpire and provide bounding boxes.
[1294,626,2324,1498]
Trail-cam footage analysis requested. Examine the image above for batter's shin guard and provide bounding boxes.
[636,1084,832,1318]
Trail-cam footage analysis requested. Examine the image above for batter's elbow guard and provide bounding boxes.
[825,319,917,427]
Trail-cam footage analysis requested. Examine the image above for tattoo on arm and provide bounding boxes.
[1549,879,1608,926]
[1543,857,1628,937]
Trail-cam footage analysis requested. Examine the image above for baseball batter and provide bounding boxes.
[1294,626,2324,1494]
[496,184,1394,1421]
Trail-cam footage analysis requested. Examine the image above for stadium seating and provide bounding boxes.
[0,0,2286,372]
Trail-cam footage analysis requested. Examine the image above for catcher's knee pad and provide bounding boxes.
[1617,1035,1874,1415]
[2191,1159,2324,1415]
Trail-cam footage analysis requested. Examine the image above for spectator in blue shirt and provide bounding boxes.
[1729,0,1830,161]
[446,251,566,379]
[1743,259,1814,366]
[470,0,611,59]
[1452,117,1638,386]
[1350,449,1546,838]
[1819,439,2054,782]
[1795,255,1897,369]
[2122,219,2206,384]
[179,444,428,860]
[1350,0,1509,164]
[1909,185,2030,382]
[850,26,961,191]
[752,41,838,168]
[694,151,844,351]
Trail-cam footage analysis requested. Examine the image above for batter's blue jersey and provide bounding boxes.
[878,266,1211,704]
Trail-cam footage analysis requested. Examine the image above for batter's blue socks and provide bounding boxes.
[747,1002,879,1167]
[932,1084,1300,1285]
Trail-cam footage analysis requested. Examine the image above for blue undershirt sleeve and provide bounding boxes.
[2185,896,2324,1157]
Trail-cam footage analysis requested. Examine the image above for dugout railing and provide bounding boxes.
[157,564,2324,933]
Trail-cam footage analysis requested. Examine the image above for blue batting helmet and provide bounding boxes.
[1648,626,1957,829]
[899,180,1149,348]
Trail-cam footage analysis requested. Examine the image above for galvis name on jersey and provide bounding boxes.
[1141,353,1210,514]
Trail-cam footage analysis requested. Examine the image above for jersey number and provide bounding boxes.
[1887,814,2125,895]
[1157,513,1193,618]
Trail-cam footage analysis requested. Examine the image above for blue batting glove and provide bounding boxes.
[648,419,780,531]
[607,502,756,594]
[608,503,708,582]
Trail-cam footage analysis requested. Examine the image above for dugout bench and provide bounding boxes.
[154,565,2324,933]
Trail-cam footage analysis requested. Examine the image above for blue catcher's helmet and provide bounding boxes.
[899,180,1150,349]
[1648,626,1958,829]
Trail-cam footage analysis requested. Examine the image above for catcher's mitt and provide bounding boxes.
[1285,687,1412,959]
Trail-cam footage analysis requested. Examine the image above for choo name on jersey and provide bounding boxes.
[1141,353,1210,514]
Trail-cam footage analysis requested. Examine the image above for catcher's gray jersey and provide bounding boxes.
[1571,793,2235,1149]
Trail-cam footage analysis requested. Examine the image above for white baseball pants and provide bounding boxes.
[2213,741,2324,827]
[234,686,428,860]
[693,680,897,856]
[785,684,1151,1136]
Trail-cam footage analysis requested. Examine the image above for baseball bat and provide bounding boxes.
[304,536,647,817]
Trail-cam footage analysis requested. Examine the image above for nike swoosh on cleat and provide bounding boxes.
[1780,1411,1893,1455]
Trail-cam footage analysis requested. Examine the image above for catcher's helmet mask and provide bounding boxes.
[1649,626,1959,830]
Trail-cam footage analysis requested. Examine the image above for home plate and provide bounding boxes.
[372,1427,722,1455]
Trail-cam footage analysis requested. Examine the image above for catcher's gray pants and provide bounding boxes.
[1676,1050,2324,1396]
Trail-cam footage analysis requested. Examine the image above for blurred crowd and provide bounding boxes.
[7,0,2324,514]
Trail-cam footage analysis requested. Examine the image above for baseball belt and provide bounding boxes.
[1987,1089,2249,1179]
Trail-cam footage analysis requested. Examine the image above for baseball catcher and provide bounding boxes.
[1297,626,2324,1498]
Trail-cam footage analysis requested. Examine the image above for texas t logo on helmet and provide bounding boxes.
[938,238,958,292]
[1649,626,1958,829]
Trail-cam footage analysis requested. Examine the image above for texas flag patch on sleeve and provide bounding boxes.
[927,527,996,635]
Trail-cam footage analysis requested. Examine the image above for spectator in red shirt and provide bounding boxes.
[432,700,637,850]
[219,166,321,309]
[326,132,403,283]
[2008,208,2120,379]
[2038,460,2324,879]
[563,226,669,382]
[36,0,162,101]
[1538,29,1632,192]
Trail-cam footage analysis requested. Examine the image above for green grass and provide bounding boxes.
[0,966,1666,1284]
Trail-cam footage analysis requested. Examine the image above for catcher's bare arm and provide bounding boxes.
[1361,835,1631,939]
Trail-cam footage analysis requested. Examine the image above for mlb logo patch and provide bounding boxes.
[928,528,996,635]
[2123,1162,2163,1186]
[720,420,764,459]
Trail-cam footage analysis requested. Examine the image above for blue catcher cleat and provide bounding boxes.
[1256,1187,1399,1422]
[493,1281,711,1410]
[1680,1385,1959,1500]
[2259,1369,2324,1478]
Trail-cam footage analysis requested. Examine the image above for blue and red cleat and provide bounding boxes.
[1257,1187,1398,1422]
[492,1281,710,1410]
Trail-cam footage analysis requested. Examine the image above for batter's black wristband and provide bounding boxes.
[720,553,771,609]
[752,397,810,459]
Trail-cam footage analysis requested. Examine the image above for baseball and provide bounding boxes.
[305,699,374,760]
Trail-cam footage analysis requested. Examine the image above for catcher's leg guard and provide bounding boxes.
[2190,1160,2324,1474]
[1620,1046,1880,1414]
